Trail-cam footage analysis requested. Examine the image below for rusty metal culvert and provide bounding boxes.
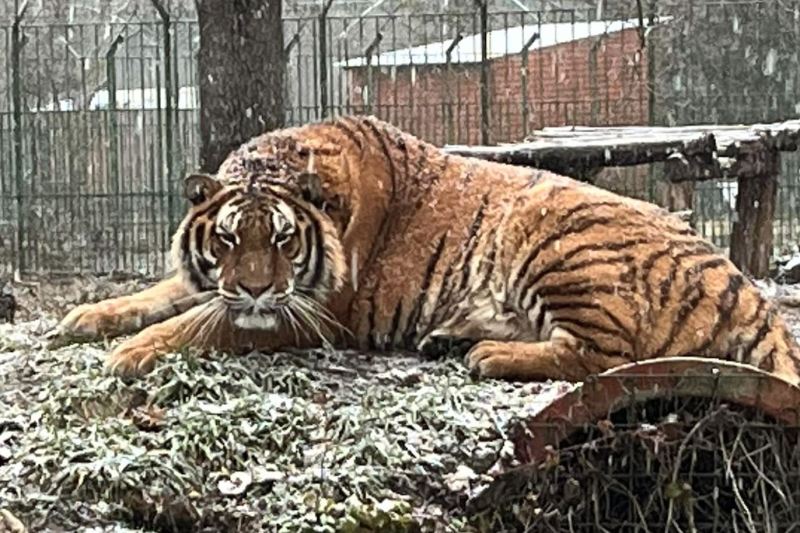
[468,357,800,531]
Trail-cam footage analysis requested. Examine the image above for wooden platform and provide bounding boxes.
[445,120,800,278]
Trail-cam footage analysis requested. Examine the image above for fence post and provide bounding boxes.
[643,0,657,127]
[445,33,463,144]
[640,0,660,203]
[11,0,29,276]
[587,36,604,127]
[151,0,176,236]
[476,0,490,145]
[105,34,124,271]
[318,0,334,119]
[363,33,383,115]
[520,32,539,137]
[284,32,300,123]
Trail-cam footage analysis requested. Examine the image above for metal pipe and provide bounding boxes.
[445,33,464,144]
[476,0,490,145]
[521,32,539,137]
[363,32,384,114]
[105,33,124,270]
[151,0,176,236]
[11,0,30,275]
[318,0,335,119]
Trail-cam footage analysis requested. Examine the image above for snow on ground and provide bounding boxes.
[4,276,800,531]
[0,278,571,532]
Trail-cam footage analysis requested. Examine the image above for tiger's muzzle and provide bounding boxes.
[221,280,295,330]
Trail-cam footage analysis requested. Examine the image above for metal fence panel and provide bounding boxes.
[0,2,799,276]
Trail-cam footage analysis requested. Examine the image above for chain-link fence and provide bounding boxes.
[1,1,799,276]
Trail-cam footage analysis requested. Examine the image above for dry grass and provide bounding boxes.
[0,312,568,532]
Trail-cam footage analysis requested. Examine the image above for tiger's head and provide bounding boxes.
[172,167,347,332]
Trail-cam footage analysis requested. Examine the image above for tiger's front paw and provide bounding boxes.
[105,337,163,377]
[465,341,514,379]
[58,302,116,337]
[53,301,142,343]
[45,303,116,349]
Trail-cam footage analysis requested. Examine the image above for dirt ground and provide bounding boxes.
[2,276,800,532]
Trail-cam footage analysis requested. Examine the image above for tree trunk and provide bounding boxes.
[195,0,284,173]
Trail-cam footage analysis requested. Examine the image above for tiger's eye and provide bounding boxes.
[216,230,236,248]
[277,232,300,255]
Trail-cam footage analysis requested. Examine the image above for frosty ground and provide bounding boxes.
[0,277,571,532]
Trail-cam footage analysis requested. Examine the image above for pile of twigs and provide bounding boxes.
[472,397,800,532]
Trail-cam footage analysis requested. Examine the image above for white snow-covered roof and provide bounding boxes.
[88,86,199,110]
[336,18,663,68]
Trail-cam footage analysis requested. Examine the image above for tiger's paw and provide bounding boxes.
[46,303,116,349]
[50,302,143,347]
[58,302,126,337]
[465,341,516,380]
[105,337,162,378]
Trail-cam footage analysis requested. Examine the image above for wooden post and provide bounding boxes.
[655,178,696,225]
[729,149,780,279]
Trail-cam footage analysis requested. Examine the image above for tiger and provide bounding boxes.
[53,115,800,385]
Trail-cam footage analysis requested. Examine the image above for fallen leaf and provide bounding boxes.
[218,471,253,496]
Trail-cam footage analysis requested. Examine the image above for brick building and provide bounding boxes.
[338,19,651,146]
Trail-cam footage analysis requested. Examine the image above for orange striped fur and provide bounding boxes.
[56,116,800,384]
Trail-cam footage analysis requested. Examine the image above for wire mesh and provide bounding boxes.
[0,1,799,276]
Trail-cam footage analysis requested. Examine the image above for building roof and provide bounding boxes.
[336,18,663,68]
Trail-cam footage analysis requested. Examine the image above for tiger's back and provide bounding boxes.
[499,177,800,381]
[338,118,800,384]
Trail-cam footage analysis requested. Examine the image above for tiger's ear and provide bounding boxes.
[183,173,222,205]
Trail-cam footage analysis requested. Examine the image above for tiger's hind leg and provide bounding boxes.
[466,331,629,382]
[54,276,212,343]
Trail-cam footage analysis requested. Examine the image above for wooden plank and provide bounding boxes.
[444,132,717,178]
[534,120,800,153]
[444,119,800,179]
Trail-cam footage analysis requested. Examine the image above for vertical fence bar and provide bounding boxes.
[284,31,300,123]
[445,33,463,144]
[152,0,175,237]
[318,0,334,119]
[476,0,490,145]
[11,1,29,276]
[520,32,538,137]
[363,33,383,115]
[644,1,658,203]
[106,34,124,271]
[588,36,603,127]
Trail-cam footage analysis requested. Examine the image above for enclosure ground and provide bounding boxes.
[0,277,571,532]
[2,278,800,532]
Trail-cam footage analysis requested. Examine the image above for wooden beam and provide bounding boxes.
[444,132,717,178]
[444,120,800,181]
[729,150,781,279]
[445,121,800,277]
[534,120,800,153]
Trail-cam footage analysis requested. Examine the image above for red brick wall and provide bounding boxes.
[345,27,649,146]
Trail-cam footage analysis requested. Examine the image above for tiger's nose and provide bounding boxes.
[238,281,272,298]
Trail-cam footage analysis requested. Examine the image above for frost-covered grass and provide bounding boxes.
[0,318,570,532]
